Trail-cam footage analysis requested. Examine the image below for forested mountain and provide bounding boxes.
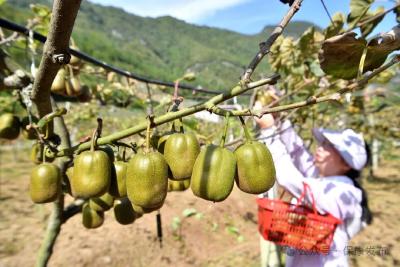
[1,0,317,90]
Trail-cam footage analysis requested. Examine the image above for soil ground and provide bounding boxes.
[0,145,398,267]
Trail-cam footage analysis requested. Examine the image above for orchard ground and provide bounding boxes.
[0,142,399,267]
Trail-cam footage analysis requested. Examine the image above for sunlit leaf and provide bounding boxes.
[309,60,325,77]
[324,12,345,39]
[171,216,181,231]
[359,6,385,36]
[226,226,240,235]
[194,212,203,220]
[182,208,197,218]
[298,27,315,53]
[347,0,374,29]
[370,68,396,84]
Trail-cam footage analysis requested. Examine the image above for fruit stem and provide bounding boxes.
[239,116,252,142]
[175,118,184,133]
[42,145,46,163]
[146,119,151,153]
[90,129,97,152]
[220,113,230,147]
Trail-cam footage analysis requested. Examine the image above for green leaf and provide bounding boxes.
[298,27,315,53]
[324,12,345,39]
[226,226,240,235]
[370,68,396,84]
[194,212,204,220]
[182,208,197,218]
[31,4,51,18]
[0,0,6,6]
[309,60,325,77]
[171,216,181,231]
[237,235,244,242]
[347,0,374,29]
[359,6,385,37]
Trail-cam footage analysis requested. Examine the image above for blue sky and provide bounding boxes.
[90,0,397,35]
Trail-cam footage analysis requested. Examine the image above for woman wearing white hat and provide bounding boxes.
[256,111,372,267]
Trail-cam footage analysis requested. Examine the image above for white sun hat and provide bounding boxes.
[312,128,368,171]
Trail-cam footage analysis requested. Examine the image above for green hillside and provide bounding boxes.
[1,0,317,90]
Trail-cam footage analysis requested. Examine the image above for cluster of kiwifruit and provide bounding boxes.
[0,113,38,141]
[27,117,276,229]
[153,119,276,203]
[29,134,143,229]
[50,47,91,102]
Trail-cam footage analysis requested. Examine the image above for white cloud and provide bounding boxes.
[90,0,253,22]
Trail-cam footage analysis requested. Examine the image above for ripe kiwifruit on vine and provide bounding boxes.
[89,192,114,212]
[20,116,38,140]
[30,143,54,164]
[164,132,200,180]
[114,198,138,225]
[71,148,111,199]
[234,141,276,194]
[156,131,174,154]
[77,85,91,103]
[0,113,20,140]
[30,163,61,203]
[126,151,168,209]
[131,201,163,215]
[82,203,104,229]
[70,76,81,95]
[191,145,236,202]
[51,68,66,95]
[109,160,127,198]
[168,178,190,192]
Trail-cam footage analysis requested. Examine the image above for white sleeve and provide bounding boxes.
[278,120,318,177]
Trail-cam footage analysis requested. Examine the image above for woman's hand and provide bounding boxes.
[254,113,275,129]
[253,101,275,129]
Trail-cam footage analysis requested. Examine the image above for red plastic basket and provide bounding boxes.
[257,182,341,254]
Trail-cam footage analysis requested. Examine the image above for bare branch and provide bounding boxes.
[30,0,82,136]
[241,0,303,82]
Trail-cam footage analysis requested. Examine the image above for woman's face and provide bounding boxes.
[314,139,351,177]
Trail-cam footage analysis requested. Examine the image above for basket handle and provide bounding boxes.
[295,182,318,215]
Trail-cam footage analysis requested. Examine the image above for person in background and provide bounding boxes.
[254,94,373,267]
